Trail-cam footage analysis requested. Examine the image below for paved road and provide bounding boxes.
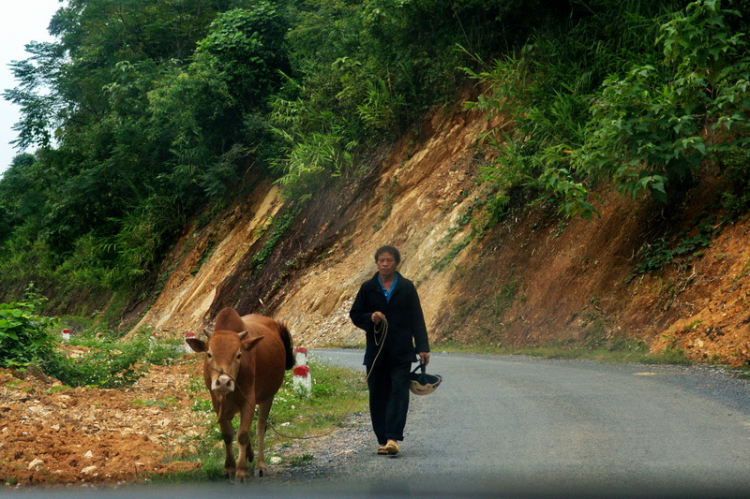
[304,349,750,498]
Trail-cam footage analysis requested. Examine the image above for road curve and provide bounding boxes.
[306,349,750,498]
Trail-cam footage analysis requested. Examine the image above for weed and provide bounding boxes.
[249,207,301,274]
[190,233,218,276]
[733,256,750,282]
[374,178,399,231]
[433,233,475,272]
[628,212,721,282]
[47,385,71,394]
[6,381,26,391]
[491,280,520,319]
[0,288,59,370]
[554,220,567,237]
[288,454,315,467]
[131,396,178,409]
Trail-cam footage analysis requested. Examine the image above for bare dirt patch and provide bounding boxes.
[0,355,208,486]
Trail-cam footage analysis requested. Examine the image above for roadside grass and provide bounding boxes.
[154,357,368,482]
[314,331,691,365]
[431,339,692,365]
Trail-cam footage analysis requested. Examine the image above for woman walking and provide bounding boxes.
[349,245,430,455]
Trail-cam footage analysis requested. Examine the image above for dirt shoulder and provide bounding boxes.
[0,357,204,486]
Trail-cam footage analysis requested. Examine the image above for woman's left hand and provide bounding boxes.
[419,352,430,366]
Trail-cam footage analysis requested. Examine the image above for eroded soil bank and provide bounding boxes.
[132,96,750,367]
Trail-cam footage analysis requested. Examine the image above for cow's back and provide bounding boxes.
[240,314,287,402]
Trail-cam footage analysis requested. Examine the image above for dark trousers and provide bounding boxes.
[366,361,411,445]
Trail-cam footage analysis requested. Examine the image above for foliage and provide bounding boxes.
[0,285,182,388]
[464,1,682,220]
[196,4,289,109]
[0,291,59,369]
[0,0,291,309]
[574,0,750,203]
[434,338,691,364]
[48,338,148,389]
[2,0,750,318]
[248,207,301,273]
[48,331,181,388]
[628,211,721,280]
[460,0,745,224]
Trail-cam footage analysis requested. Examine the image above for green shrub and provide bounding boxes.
[575,0,750,203]
[0,291,58,369]
[47,331,182,388]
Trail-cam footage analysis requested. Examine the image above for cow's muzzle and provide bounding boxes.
[212,374,235,395]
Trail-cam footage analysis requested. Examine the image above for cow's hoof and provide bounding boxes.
[235,469,250,482]
[254,468,266,478]
[222,467,236,477]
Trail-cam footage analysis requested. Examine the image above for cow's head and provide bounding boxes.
[187,330,264,395]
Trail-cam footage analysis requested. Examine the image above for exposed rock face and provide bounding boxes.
[131,97,750,367]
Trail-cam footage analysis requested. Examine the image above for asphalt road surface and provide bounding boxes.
[303,349,750,498]
[17,350,750,498]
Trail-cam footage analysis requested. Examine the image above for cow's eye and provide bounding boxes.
[236,353,242,360]
[207,353,212,359]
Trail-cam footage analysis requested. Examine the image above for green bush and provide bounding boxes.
[47,331,182,388]
[0,290,181,388]
[575,0,750,202]
[0,291,58,369]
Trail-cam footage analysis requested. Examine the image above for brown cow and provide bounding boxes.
[186,307,294,480]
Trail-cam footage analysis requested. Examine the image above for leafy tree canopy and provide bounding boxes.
[1,0,749,321]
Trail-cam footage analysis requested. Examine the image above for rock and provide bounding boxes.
[84,450,94,459]
[28,458,44,471]
[82,465,98,475]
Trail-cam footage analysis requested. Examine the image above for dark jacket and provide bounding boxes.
[349,272,430,366]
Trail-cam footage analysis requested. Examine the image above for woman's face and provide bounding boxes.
[376,252,398,278]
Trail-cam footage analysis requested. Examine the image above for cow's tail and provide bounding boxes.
[278,322,295,370]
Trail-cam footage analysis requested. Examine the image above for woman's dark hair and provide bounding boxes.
[374,245,401,264]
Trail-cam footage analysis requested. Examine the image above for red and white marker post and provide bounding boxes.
[293,347,311,398]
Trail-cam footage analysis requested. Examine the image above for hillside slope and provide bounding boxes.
[130,97,750,367]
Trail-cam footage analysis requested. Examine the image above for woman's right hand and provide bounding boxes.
[371,311,385,324]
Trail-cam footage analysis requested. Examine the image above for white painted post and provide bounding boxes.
[294,346,308,366]
[293,347,311,398]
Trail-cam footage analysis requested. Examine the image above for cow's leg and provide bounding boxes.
[235,405,255,481]
[254,399,273,477]
[218,417,236,476]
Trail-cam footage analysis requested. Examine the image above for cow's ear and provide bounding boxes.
[242,335,265,352]
[238,330,249,340]
[186,338,207,353]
